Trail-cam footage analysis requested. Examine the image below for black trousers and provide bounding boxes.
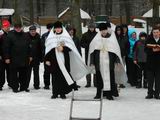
[27,65,40,88]
[10,66,29,91]
[126,57,138,86]
[147,68,160,96]
[43,63,51,87]
[136,62,147,81]
[86,74,97,86]
[0,60,10,88]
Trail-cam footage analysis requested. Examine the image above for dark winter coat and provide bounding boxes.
[45,47,71,73]
[41,31,50,59]
[27,32,42,65]
[116,35,128,58]
[0,30,8,60]
[81,30,97,63]
[3,30,32,67]
[133,40,147,63]
[145,35,160,70]
[72,36,81,55]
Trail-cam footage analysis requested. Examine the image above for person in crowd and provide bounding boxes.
[81,23,97,87]
[133,32,148,88]
[121,24,129,43]
[26,25,42,90]
[115,25,128,88]
[3,23,32,93]
[0,20,11,90]
[66,25,81,55]
[88,23,124,100]
[41,23,54,89]
[121,24,130,84]
[145,27,160,99]
[45,21,89,99]
[126,28,138,86]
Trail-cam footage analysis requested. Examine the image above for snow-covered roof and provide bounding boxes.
[142,6,160,17]
[133,19,146,24]
[0,8,15,16]
[80,9,91,19]
[58,7,91,19]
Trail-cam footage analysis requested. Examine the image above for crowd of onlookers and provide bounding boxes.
[0,19,160,100]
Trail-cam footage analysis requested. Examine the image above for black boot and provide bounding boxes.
[51,94,58,99]
[154,93,160,99]
[94,89,102,99]
[143,79,148,88]
[60,94,66,99]
[85,75,91,87]
[106,92,114,100]
[145,94,153,99]
[85,80,91,88]
[93,74,97,87]
[136,79,142,88]
[145,91,154,99]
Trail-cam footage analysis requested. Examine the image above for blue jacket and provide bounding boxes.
[127,28,137,59]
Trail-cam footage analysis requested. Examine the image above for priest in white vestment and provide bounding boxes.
[88,23,125,100]
[45,21,89,99]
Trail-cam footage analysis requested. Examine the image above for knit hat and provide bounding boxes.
[88,23,96,28]
[2,20,10,28]
[29,25,36,30]
[139,32,147,38]
[54,21,62,29]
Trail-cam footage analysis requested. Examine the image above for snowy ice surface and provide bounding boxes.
[0,64,160,120]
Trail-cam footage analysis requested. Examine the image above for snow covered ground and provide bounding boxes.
[0,64,160,120]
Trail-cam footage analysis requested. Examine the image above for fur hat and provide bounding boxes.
[54,21,62,29]
[98,23,111,31]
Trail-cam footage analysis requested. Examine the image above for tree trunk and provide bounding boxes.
[153,0,159,17]
[29,0,34,24]
[1,0,6,8]
[37,0,41,16]
[119,0,123,24]
[55,0,59,18]
[70,0,82,38]
[125,1,131,24]
[13,0,19,23]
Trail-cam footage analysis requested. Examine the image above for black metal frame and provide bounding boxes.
[69,90,103,120]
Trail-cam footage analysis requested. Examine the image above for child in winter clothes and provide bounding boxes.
[133,32,148,88]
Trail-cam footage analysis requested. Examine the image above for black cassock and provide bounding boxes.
[45,47,77,95]
[90,50,119,97]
